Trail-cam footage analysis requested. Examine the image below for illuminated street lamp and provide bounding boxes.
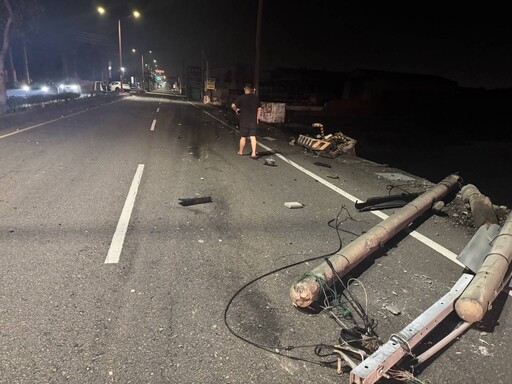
[98,6,141,94]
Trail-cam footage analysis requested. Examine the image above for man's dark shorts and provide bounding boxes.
[240,126,258,137]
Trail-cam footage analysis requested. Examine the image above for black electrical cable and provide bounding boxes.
[223,206,352,366]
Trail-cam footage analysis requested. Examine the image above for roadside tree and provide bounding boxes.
[0,0,14,113]
[0,0,43,114]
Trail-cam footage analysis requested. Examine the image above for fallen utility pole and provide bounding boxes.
[290,174,461,308]
[455,211,512,323]
[461,184,498,228]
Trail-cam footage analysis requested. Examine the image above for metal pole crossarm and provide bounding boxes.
[349,273,473,384]
[290,174,462,308]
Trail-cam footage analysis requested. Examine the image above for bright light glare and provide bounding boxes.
[42,86,49,92]
[22,85,30,91]
[121,67,125,72]
[97,6,106,15]
[132,48,136,53]
[153,59,156,63]
[133,10,141,18]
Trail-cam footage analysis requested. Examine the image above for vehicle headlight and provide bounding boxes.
[22,85,30,91]
[42,86,49,92]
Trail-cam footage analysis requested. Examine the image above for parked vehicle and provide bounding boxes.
[57,80,82,95]
[31,81,59,95]
[108,81,131,92]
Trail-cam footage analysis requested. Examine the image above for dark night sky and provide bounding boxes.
[11,0,512,89]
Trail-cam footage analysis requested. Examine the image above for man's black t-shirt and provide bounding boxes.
[234,93,261,129]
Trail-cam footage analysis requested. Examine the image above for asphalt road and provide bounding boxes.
[0,92,510,384]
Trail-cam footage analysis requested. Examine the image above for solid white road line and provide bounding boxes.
[197,107,465,267]
[150,119,157,131]
[105,164,145,264]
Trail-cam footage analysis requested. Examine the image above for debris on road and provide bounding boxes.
[292,123,357,157]
[178,196,213,206]
[263,157,277,166]
[284,202,304,209]
[326,174,339,179]
[385,304,401,316]
[355,193,420,212]
[478,346,493,357]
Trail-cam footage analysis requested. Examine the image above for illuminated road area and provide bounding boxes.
[0,94,510,384]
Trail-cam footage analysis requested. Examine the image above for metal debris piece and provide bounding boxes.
[456,223,500,273]
[178,196,213,206]
[264,157,277,166]
[327,174,339,179]
[355,193,420,212]
[350,273,473,384]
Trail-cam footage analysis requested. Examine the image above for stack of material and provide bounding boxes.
[294,122,357,157]
[323,132,357,157]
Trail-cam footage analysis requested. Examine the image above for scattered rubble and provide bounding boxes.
[291,122,357,157]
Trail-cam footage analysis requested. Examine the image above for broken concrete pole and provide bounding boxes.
[290,174,462,308]
[461,184,498,228]
[455,212,512,323]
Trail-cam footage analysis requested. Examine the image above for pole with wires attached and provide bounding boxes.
[290,174,462,308]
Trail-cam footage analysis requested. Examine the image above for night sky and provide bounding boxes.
[9,0,512,89]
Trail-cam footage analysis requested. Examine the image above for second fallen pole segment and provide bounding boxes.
[290,174,462,308]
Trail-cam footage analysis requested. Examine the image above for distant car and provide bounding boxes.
[6,82,30,99]
[30,81,58,95]
[109,81,131,92]
[58,80,81,95]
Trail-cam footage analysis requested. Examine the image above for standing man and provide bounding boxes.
[231,84,262,159]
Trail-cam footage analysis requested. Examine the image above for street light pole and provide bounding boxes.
[254,0,263,95]
[118,19,125,94]
[141,54,144,90]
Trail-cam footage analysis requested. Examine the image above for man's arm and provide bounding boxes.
[257,107,262,123]
[231,101,240,114]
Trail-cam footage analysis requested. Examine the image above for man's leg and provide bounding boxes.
[239,136,246,154]
[250,136,257,157]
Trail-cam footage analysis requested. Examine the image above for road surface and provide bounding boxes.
[0,92,510,383]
